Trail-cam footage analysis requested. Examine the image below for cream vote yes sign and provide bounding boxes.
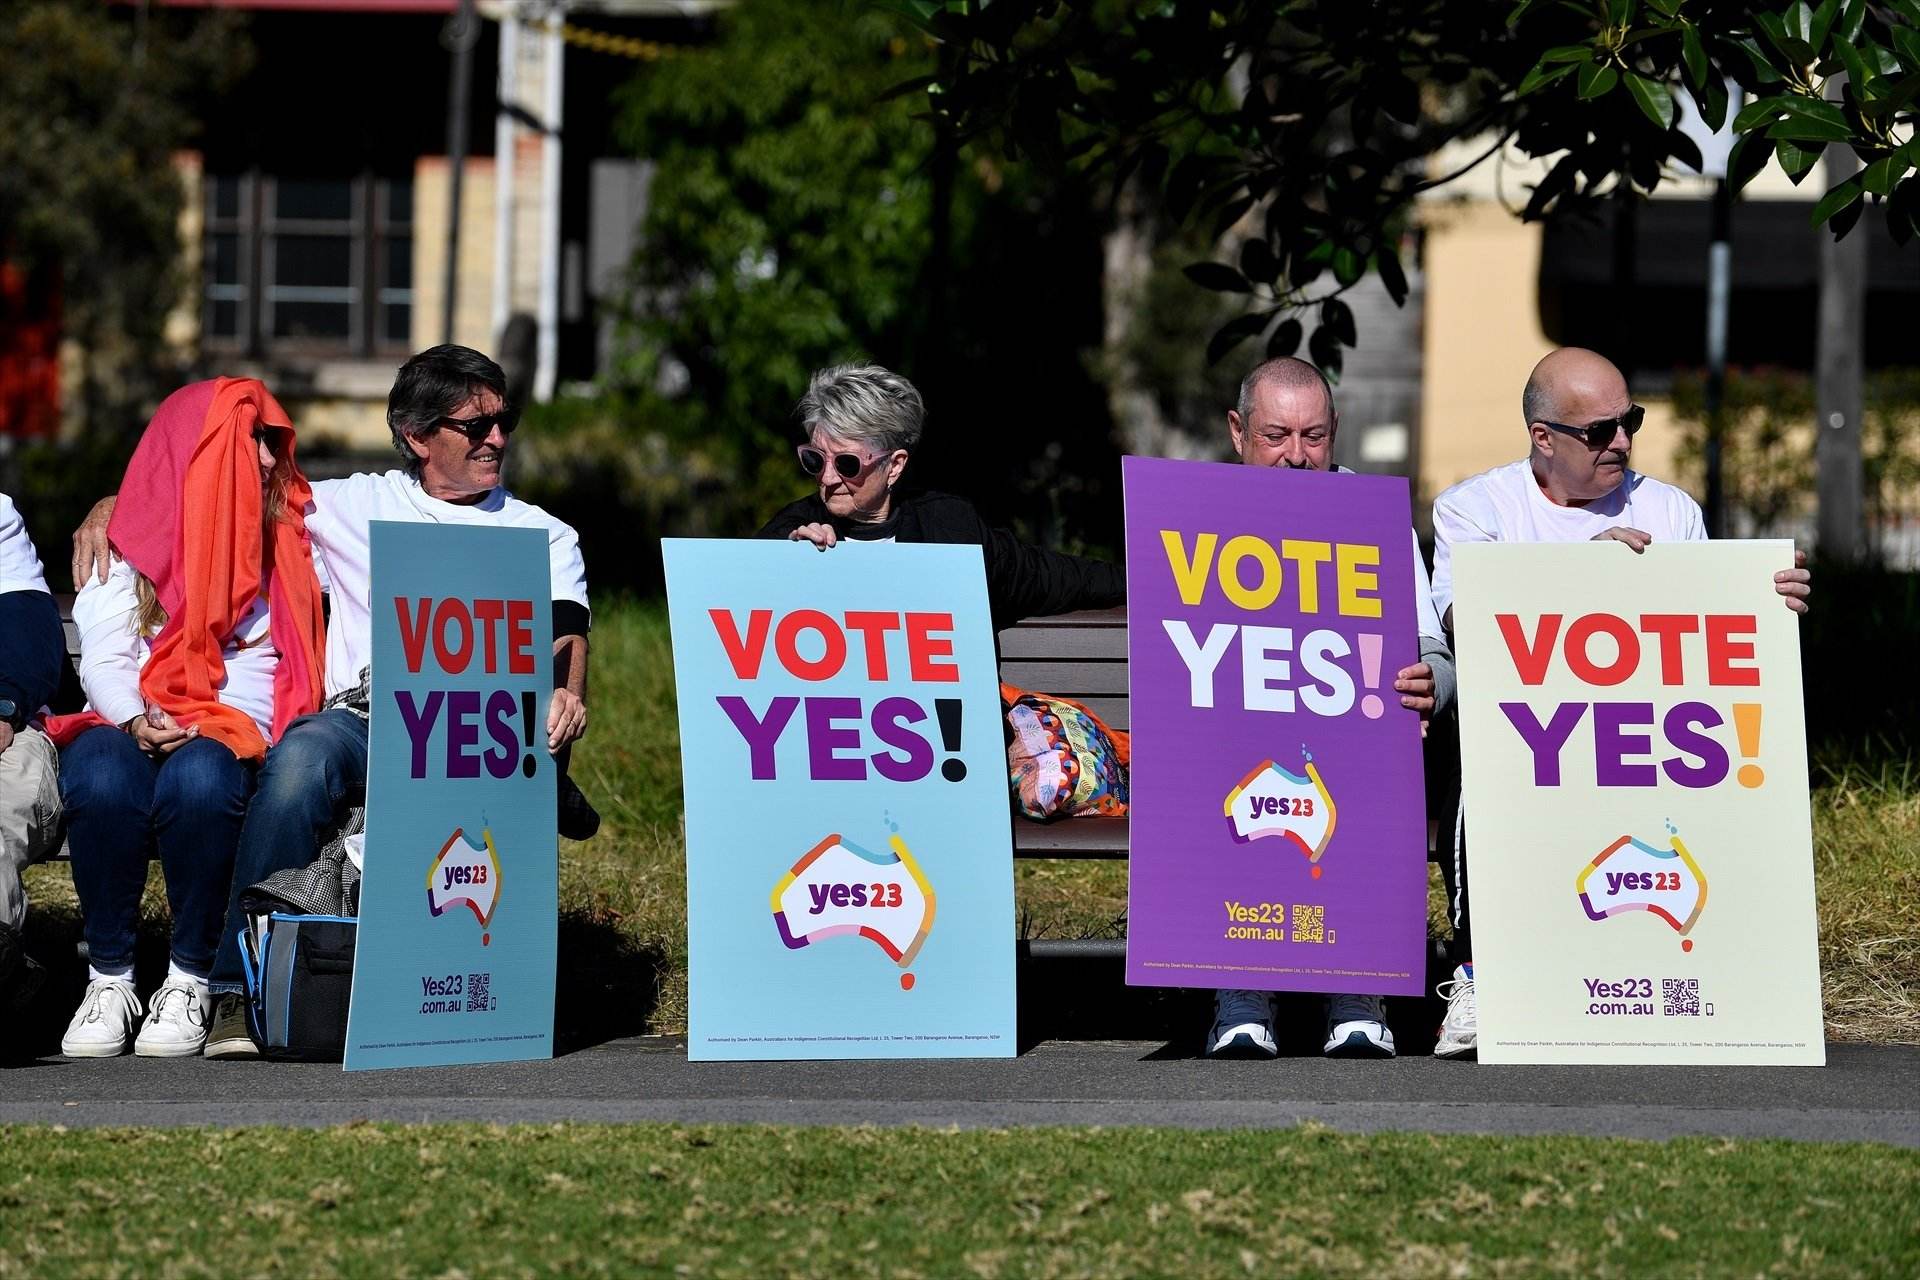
[1453,541,1823,1065]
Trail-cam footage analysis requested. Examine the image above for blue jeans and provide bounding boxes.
[210,709,368,993]
[60,728,256,978]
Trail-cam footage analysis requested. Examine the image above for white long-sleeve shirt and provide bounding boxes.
[71,560,281,742]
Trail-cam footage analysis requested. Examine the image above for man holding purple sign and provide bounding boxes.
[1125,358,1449,1061]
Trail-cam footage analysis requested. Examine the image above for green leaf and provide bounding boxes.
[1185,261,1252,293]
[1681,24,1708,88]
[1647,0,1682,16]
[1607,0,1635,26]
[1838,0,1868,43]
[1577,60,1621,98]
[1827,191,1867,237]
[1331,246,1364,287]
[1760,95,1857,141]
[1265,317,1303,360]
[1626,73,1677,128]
[1206,310,1274,367]
[1810,173,1865,225]
[1809,0,1842,52]
[1784,1,1814,43]
[1733,94,1794,132]
[1894,24,1920,73]
[1776,137,1821,181]
[1862,146,1912,194]
[1727,132,1776,191]
[1755,11,1816,67]
[1701,75,1730,130]
[1376,245,1410,307]
[1321,297,1357,346]
[1539,44,1595,64]
[1834,36,1872,89]
[1519,61,1579,95]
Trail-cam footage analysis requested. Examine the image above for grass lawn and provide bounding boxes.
[2,1123,1915,1278]
[20,598,1920,1045]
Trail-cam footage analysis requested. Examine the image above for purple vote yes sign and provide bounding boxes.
[1122,457,1428,996]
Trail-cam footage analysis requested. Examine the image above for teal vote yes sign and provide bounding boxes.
[345,521,558,1070]
[663,538,1017,1061]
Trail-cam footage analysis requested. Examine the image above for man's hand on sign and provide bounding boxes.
[1775,548,1812,615]
[788,523,840,550]
[547,687,587,752]
[73,495,120,585]
[1590,526,1653,552]
[1394,662,1436,737]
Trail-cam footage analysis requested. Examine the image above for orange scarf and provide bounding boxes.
[47,378,325,761]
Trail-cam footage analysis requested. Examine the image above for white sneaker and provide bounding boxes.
[1434,963,1477,1059]
[1206,988,1278,1058]
[61,978,143,1058]
[134,975,212,1058]
[1324,993,1396,1058]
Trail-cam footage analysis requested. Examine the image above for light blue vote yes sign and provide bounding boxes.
[345,521,558,1070]
[663,538,1016,1061]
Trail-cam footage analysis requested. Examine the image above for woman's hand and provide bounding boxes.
[788,523,839,550]
[123,709,195,755]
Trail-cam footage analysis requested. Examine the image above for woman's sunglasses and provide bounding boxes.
[797,444,886,480]
[1540,404,1645,449]
[434,411,518,443]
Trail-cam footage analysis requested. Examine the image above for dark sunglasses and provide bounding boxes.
[797,443,887,480]
[1540,404,1645,449]
[434,411,517,443]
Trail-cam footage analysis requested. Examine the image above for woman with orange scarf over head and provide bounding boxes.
[54,379,323,1058]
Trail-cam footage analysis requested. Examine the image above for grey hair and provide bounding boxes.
[796,363,925,454]
[1236,356,1335,423]
[1521,373,1553,427]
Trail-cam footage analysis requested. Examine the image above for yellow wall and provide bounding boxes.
[411,156,499,356]
[1417,197,1683,505]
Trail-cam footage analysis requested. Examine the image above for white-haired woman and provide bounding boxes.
[758,364,1124,625]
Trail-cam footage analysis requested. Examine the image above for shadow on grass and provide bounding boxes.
[554,908,670,1056]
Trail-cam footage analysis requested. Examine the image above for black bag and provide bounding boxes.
[234,814,364,1062]
[237,911,356,1062]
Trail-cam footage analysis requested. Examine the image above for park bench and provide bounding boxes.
[998,608,1130,961]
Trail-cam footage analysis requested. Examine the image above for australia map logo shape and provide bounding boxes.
[1223,748,1337,878]
[427,826,502,946]
[771,832,935,990]
[1575,829,1708,952]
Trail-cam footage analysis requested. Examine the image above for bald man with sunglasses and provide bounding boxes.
[1423,345,1811,1059]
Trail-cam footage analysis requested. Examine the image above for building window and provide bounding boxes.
[203,171,413,358]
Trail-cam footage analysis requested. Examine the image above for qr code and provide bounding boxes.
[1290,904,1326,944]
[466,972,491,1012]
[1662,977,1700,1016]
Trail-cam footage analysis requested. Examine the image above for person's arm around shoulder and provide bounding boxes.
[960,500,1123,626]
[71,495,119,586]
[545,518,591,752]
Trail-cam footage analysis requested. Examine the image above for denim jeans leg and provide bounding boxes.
[209,709,368,992]
[150,736,256,980]
[58,727,158,975]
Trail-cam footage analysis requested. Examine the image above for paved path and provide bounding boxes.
[4,1039,1914,1145]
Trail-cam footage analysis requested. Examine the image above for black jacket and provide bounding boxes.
[0,589,65,721]
[758,490,1124,628]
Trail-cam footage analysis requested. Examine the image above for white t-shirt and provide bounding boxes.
[72,559,280,741]
[306,471,590,698]
[1430,459,1706,620]
[0,492,50,596]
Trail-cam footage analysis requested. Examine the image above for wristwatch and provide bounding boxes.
[0,698,22,732]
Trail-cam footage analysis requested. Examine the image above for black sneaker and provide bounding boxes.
[203,992,259,1060]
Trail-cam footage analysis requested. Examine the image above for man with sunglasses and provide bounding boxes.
[74,345,593,1057]
[1423,345,1811,1060]
[1203,356,1454,1061]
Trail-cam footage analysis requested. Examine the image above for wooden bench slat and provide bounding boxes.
[995,628,1128,660]
[1011,815,1129,857]
[999,660,1130,696]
